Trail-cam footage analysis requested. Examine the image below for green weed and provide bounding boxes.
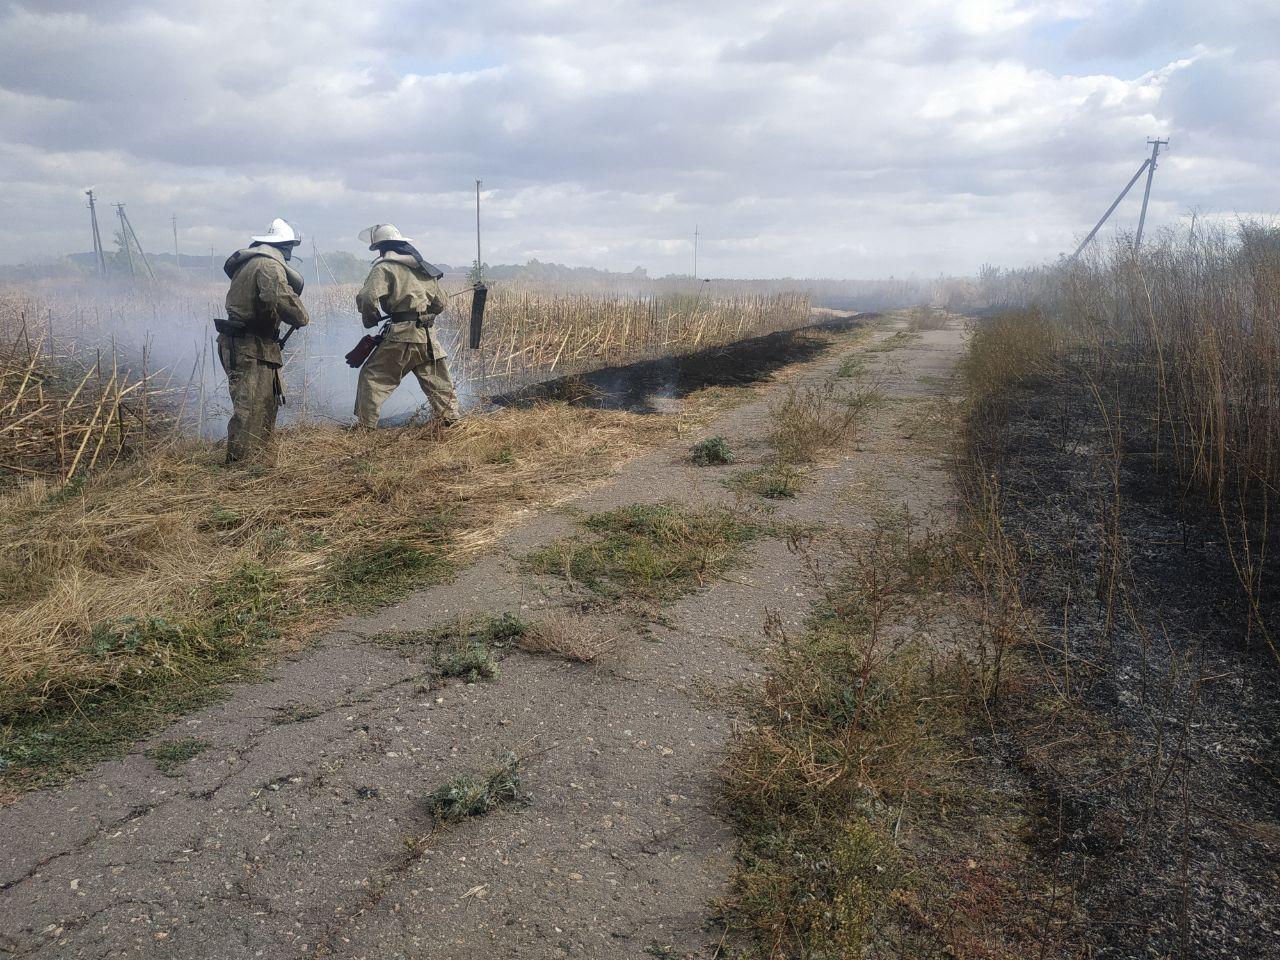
[690,436,734,466]
[526,503,758,603]
[425,752,525,823]
[727,465,804,500]
[322,539,453,610]
[146,737,209,775]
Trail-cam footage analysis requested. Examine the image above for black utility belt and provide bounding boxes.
[214,317,274,338]
[388,312,433,328]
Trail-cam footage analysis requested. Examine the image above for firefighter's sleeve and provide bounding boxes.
[356,266,391,329]
[257,261,310,328]
[423,279,446,316]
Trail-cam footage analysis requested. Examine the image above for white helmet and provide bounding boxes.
[251,218,300,246]
[359,223,416,250]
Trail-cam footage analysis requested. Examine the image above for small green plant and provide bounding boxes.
[690,436,734,465]
[836,354,867,379]
[375,613,527,683]
[425,752,525,822]
[727,466,803,500]
[526,503,758,603]
[323,539,452,609]
[436,645,500,683]
[146,737,209,775]
[85,616,185,659]
[204,507,241,530]
[45,475,87,506]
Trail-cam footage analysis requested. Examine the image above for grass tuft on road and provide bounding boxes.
[526,502,758,603]
[425,752,525,823]
[146,737,209,776]
[690,436,735,465]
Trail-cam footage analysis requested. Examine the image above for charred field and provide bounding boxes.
[966,356,1280,958]
[494,311,870,412]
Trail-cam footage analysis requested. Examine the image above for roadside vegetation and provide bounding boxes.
[718,516,1076,958]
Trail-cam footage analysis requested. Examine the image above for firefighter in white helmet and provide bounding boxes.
[216,218,310,464]
[352,223,460,428]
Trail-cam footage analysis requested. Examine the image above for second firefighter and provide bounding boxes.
[353,224,461,428]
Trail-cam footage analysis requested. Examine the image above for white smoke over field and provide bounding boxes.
[0,275,835,446]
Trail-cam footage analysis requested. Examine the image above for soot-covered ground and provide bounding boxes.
[981,363,1280,958]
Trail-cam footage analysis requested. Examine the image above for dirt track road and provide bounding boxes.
[1,315,966,959]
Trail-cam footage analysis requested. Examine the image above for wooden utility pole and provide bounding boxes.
[1135,138,1169,249]
[693,225,699,279]
[85,190,107,279]
[171,214,179,266]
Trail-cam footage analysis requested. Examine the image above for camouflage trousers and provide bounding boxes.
[217,336,283,465]
[354,341,461,428]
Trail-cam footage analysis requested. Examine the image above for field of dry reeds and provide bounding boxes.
[0,279,811,463]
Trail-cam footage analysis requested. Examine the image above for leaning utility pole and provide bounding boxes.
[115,204,136,279]
[1135,138,1169,249]
[115,204,157,283]
[1073,137,1170,259]
[85,190,108,279]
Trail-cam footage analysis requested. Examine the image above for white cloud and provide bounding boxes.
[0,0,1273,276]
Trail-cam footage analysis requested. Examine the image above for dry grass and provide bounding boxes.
[517,610,620,663]
[443,287,813,392]
[1,305,174,485]
[0,404,674,730]
[906,305,952,331]
[766,379,878,465]
[718,523,1069,958]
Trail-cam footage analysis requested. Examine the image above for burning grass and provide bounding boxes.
[0,403,680,790]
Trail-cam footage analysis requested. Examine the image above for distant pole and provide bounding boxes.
[1135,137,1169,249]
[475,178,483,283]
[311,238,321,288]
[115,204,137,279]
[171,214,179,266]
[119,206,157,282]
[211,245,216,283]
[85,190,107,279]
[693,225,699,279]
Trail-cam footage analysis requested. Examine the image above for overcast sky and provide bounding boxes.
[0,0,1274,277]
